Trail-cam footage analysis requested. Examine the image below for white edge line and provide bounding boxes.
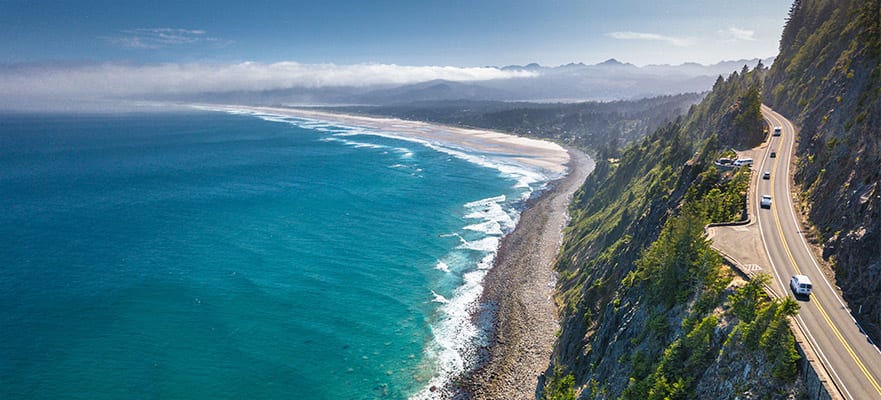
[769,109,881,356]
[759,108,853,400]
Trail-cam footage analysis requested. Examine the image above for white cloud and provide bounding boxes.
[606,31,696,47]
[721,27,757,41]
[0,61,537,109]
[106,28,224,49]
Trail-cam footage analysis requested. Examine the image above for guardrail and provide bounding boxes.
[711,247,840,400]
[705,165,840,399]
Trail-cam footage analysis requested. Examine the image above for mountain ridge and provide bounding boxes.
[160,57,775,107]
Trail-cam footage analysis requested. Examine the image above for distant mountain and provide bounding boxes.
[643,57,775,76]
[466,58,774,103]
[171,58,774,107]
[500,62,544,71]
[352,80,514,104]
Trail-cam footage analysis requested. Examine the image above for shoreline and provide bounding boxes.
[463,148,594,399]
[203,105,570,175]
[202,104,593,398]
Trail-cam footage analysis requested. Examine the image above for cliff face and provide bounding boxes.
[765,0,881,339]
[540,67,803,399]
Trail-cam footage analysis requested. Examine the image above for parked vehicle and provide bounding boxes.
[733,157,753,167]
[790,275,813,296]
[761,195,772,209]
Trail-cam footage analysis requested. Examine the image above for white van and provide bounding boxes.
[790,275,813,296]
[733,158,753,167]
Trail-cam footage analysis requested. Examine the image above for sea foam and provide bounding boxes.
[209,106,556,399]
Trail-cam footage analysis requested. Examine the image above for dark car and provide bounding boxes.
[770,151,777,158]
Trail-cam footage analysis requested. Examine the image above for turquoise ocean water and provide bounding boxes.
[0,110,554,399]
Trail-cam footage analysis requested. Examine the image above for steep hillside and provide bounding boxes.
[539,65,805,399]
[765,0,881,340]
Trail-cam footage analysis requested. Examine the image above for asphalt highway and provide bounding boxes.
[758,105,881,399]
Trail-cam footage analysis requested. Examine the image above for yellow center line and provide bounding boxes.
[765,114,881,396]
[815,295,881,395]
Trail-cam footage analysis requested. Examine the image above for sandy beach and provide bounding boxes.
[205,105,571,175]
[205,105,594,399]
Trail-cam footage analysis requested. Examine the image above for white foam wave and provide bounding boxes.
[441,232,466,243]
[319,136,388,150]
[330,130,362,137]
[431,290,450,304]
[456,236,500,252]
[463,195,506,208]
[207,106,557,400]
[463,195,516,234]
[412,265,490,400]
[476,253,496,270]
[463,220,503,236]
[412,192,521,399]
[254,115,296,124]
[349,141,386,149]
[396,148,415,158]
[209,105,559,196]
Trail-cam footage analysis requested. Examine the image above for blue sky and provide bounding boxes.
[2,0,792,66]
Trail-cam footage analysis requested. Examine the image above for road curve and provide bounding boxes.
[758,105,881,400]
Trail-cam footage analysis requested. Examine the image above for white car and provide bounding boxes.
[790,275,813,296]
[761,195,772,209]
[773,126,782,136]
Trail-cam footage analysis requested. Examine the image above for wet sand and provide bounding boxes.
[205,105,570,175]
[203,105,593,399]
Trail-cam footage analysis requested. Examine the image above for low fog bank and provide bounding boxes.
[0,58,771,112]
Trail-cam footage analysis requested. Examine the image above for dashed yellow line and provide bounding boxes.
[765,115,881,397]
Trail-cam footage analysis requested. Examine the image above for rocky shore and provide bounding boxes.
[464,149,594,399]
[200,105,592,399]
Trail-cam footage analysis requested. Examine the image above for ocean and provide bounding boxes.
[0,110,556,399]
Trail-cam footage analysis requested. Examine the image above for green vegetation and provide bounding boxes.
[543,367,578,400]
[541,62,802,399]
[627,206,721,308]
[688,166,751,224]
[327,94,704,154]
[766,0,881,341]
[727,288,801,381]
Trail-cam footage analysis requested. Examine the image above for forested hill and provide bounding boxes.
[765,0,881,340]
[538,62,806,399]
[324,93,703,154]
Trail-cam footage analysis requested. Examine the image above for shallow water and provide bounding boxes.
[0,111,552,399]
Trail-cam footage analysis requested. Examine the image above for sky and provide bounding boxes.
[2,0,792,66]
[0,0,793,110]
